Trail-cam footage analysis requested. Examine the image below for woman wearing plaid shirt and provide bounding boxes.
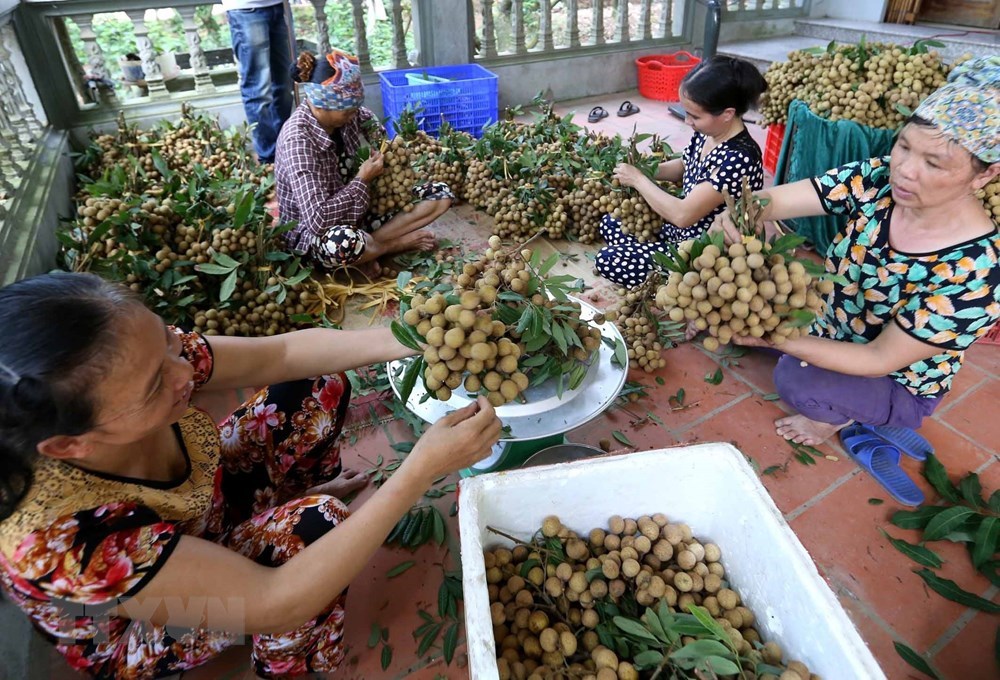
[275,50,453,274]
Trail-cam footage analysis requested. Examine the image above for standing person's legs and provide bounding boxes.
[267,4,294,134]
[228,6,282,162]
[772,354,940,444]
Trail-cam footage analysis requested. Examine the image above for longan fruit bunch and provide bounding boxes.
[761,41,952,129]
[977,176,1000,222]
[611,193,663,243]
[654,238,833,351]
[561,176,606,244]
[485,513,818,680]
[401,236,602,405]
[369,134,426,216]
[606,275,670,373]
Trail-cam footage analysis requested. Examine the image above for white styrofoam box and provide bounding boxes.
[459,444,886,680]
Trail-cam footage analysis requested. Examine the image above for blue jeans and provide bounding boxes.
[227,4,294,162]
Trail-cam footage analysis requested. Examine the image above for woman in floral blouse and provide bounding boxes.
[0,272,500,678]
[713,56,999,446]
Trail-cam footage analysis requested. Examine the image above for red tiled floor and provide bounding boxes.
[939,378,1000,455]
[964,342,1000,378]
[678,393,853,513]
[706,346,781,396]
[640,343,754,430]
[790,473,993,651]
[913,417,996,475]
[932,610,1000,680]
[832,594,935,680]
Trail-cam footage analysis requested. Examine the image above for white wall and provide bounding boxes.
[811,0,889,23]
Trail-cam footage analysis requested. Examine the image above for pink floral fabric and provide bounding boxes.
[0,329,355,679]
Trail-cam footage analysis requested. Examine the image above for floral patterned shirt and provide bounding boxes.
[0,329,223,672]
[811,156,1000,397]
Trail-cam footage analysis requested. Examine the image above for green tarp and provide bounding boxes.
[774,100,898,253]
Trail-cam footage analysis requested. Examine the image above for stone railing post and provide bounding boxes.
[512,0,526,55]
[350,0,373,72]
[539,0,554,52]
[176,6,214,93]
[640,0,653,40]
[481,0,498,58]
[593,0,605,45]
[125,10,168,98]
[69,13,118,105]
[567,0,580,48]
[309,0,331,55]
[389,0,409,68]
[659,0,673,37]
[615,0,630,43]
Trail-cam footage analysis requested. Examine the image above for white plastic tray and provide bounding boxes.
[458,444,886,680]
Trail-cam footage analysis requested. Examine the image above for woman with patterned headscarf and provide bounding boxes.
[275,50,453,275]
[709,56,999,501]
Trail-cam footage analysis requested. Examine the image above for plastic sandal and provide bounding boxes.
[588,106,609,123]
[840,424,925,506]
[617,100,641,117]
[858,424,934,462]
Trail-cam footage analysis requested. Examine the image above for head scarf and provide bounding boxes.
[914,55,999,164]
[300,49,365,111]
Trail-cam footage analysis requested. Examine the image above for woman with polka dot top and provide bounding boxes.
[596,56,768,288]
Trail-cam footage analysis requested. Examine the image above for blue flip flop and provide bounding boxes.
[857,425,934,462]
[840,424,925,506]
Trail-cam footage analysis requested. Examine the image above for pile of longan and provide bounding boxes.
[401,236,602,405]
[653,239,833,351]
[761,42,954,129]
[485,514,818,680]
[606,274,669,374]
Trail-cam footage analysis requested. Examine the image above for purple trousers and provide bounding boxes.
[774,354,941,428]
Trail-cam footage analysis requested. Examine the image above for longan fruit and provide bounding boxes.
[596,670,616,680]
[618,661,639,680]
[528,610,549,634]
[633,535,651,554]
[717,588,739,610]
[674,572,694,592]
[425,326,445,347]
[539,627,559,653]
[592,646,618,670]
[608,579,626,599]
[662,524,684,545]
[512,372,529,391]
[581,609,600,629]
[436,386,452,401]
[621,558,641,578]
[780,672,804,680]
[445,304,463,323]
[608,515,626,535]
[688,542,706,561]
[499,355,519,374]
[402,308,421,325]
[787,661,810,678]
[653,540,673,561]
[559,631,578,656]
[603,533,621,551]
[522,635,542,659]
[568,571,588,594]
[601,559,620,580]
[762,641,783,665]
[444,327,466,348]
[566,538,589,561]
[704,573,722,593]
[461,290,481,310]
[541,515,562,538]
[527,567,544,587]
[491,601,506,625]
[484,371,503,391]
[589,528,606,547]
[589,579,608,598]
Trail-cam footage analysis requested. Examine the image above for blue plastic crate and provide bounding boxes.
[380,64,498,139]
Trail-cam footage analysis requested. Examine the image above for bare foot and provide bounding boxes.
[774,414,846,446]
[305,468,371,499]
[377,229,437,255]
[353,260,383,280]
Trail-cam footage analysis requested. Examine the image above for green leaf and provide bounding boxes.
[432,507,447,546]
[519,558,541,578]
[551,322,568,354]
[380,643,392,671]
[219,269,238,302]
[387,561,416,578]
[391,320,423,351]
[613,338,627,368]
[632,649,665,670]
[416,622,444,656]
[762,465,784,476]
[702,656,741,675]
[763,392,780,401]
[914,568,1000,613]
[959,473,985,508]
[399,356,425,406]
[924,454,959,502]
[232,190,254,229]
[368,622,382,648]
[704,368,723,385]
[655,376,665,385]
[442,621,459,664]
[612,616,659,644]
[195,262,236,276]
[880,529,943,569]
[612,430,635,448]
[894,641,942,679]
[891,506,949,530]
[972,517,999,569]
[538,252,560,276]
[924,506,976,541]
[670,638,733,662]
[990,490,1000,514]
[685,604,730,642]
[868,498,885,505]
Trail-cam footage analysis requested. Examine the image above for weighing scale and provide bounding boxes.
[387,298,628,476]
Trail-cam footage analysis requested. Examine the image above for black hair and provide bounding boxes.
[679,55,768,116]
[0,272,139,520]
[904,114,991,173]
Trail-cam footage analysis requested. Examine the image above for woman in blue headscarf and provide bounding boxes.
[275,50,453,275]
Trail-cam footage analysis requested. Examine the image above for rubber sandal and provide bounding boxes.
[617,100,640,117]
[857,425,934,462]
[588,106,609,123]
[840,424,924,506]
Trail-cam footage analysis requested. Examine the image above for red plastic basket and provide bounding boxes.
[763,123,786,176]
[635,52,700,101]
